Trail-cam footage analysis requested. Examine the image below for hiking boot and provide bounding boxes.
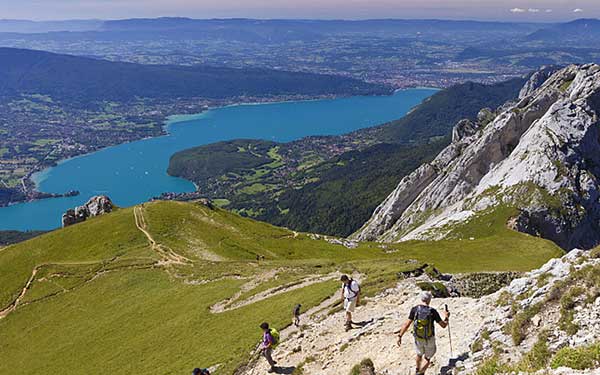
[268,367,276,373]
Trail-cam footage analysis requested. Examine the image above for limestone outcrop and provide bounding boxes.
[461,249,600,374]
[62,195,113,227]
[354,64,600,250]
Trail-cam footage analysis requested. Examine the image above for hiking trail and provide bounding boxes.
[133,206,192,266]
[0,266,39,319]
[239,280,487,375]
[211,272,340,313]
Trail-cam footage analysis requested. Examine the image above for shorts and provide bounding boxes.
[344,298,357,312]
[414,337,437,359]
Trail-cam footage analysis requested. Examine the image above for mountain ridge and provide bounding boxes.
[0,47,389,104]
[355,64,600,250]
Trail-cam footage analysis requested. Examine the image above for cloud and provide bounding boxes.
[545,9,553,13]
[510,8,526,13]
[573,8,584,13]
[528,8,540,13]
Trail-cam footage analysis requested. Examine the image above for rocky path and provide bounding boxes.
[241,280,490,375]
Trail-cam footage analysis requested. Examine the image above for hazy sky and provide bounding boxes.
[2,0,599,21]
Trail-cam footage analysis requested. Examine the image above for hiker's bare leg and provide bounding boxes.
[420,356,432,373]
[416,355,422,373]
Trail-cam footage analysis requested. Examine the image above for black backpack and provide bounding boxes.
[344,279,360,299]
[413,305,435,339]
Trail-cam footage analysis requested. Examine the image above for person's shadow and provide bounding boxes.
[272,366,296,374]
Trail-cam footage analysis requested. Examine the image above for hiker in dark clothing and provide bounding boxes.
[293,304,302,327]
[192,368,210,375]
[260,322,278,373]
[340,275,361,331]
[396,291,449,375]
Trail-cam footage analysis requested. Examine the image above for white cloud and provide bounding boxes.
[573,8,584,13]
[510,8,526,13]
[528,8,540,13]
[545,9,553,13]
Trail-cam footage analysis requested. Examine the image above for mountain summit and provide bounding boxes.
[354,64,600,250]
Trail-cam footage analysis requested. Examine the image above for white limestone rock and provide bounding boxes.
[354,64,600,250]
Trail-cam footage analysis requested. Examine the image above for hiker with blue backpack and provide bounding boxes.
[396,291,449,375]
[260,322,280,373]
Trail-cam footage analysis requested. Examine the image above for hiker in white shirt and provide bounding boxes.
[340,274,360,331]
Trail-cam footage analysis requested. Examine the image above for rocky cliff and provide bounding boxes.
[62,195,113,227]
[354,64,600,250]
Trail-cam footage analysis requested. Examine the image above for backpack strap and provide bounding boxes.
[344,279,360,299]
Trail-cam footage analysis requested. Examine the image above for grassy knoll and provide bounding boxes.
[0,200,563,374]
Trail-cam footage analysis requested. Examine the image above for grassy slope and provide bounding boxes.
[0,208,150,308]
[0,201,563,374]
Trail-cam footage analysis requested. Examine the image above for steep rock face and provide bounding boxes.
[62,195,113,227]
[354,65,600,249]
[518,65,560,99]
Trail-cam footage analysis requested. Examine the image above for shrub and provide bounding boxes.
[515,331,550,372]
[349,358,375,375]
[507,302,541,345]
[559,287,583,335]
[474,356,511,375]
[551,343,600,370]
[496,291,512,307]
[472,329,490,353]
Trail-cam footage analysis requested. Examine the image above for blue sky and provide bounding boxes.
[2,0,598,21]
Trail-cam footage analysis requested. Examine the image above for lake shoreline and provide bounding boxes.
[10,92,377,208]
[0,88,437,230]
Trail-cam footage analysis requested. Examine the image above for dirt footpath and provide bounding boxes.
[242,280,492,375]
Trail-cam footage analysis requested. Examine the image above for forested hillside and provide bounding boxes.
[0,48,389,104]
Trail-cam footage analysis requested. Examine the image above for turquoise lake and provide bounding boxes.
[0,88,437,231]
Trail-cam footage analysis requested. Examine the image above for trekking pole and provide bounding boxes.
[445,304,454,358]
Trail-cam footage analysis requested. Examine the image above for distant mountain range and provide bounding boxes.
[0,47,389,103]
[0,17,544,42]
[0,19,102,33]
[526,18,600,43]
